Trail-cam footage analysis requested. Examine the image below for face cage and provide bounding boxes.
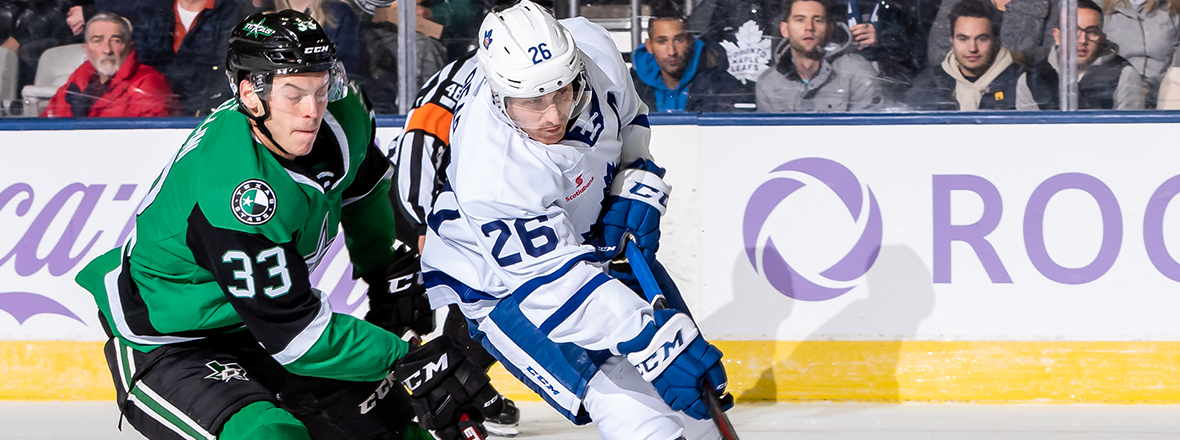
[229,60,349,104]
[493,68,590,132]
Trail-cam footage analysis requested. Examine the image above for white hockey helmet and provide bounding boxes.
[477,1,587,117]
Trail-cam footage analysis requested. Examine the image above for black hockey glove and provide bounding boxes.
[393,336,506,440]
[362,250,435,337]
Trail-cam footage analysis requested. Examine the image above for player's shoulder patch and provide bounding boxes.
[230,179,277,225]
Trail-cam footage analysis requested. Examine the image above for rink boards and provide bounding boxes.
[2,113,1180,402]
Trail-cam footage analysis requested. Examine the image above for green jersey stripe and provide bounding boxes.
[129,385,215,440]
[115,338,131,391]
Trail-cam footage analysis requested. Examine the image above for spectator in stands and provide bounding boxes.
[829,0,926,98]
[1151,62,1180,107]
[1102,0,1180,107]
[1016,0,1144,109]
[687,0,774,106]
[43,13,173,117]
[122,0,255,117]
[927,0,1057,67]
[427,0,491,60]
[756,0,883,112]
[1159,65,1180,108]
[906,0,1025,110]
[631,14,752,112]
[4,0,77,90]
[696,0,782,45]
[347,0,448,113]
[272,0,361,77]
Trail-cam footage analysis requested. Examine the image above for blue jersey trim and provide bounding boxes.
[629,114,651,128]
[422,270,498,303]
[538,273,611,336]
[513,253,598,300]
[485,293,605,425]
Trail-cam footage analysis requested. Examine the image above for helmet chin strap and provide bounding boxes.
[240,99,299,159]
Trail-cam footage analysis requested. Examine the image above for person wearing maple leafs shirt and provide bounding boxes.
[629,13,752,112]
[755,0,884,112]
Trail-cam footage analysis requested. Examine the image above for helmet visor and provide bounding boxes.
[503,77,587,131]
[250,61,348,103]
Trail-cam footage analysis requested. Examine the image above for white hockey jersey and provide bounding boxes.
[421,18,656,353]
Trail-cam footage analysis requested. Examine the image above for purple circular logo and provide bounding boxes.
[742,158,882,301]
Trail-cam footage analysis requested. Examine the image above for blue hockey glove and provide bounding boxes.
[596,159,671,263]
[616,310,731,420]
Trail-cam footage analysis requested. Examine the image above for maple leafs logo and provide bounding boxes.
[719,20,773,84]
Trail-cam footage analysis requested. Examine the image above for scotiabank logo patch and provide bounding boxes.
[743,158,882,301]
[566,173,594,202]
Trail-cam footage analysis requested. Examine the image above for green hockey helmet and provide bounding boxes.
[225,10,347,104]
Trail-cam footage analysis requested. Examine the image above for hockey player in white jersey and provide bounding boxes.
[417,2,732,439]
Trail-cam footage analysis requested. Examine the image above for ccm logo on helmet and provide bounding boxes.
[304,45,329,54]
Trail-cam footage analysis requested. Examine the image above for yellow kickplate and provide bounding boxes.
[6,340,1180,403]
[492,340,1180,404]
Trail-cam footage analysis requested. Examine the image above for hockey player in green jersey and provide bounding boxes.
[72,10,490,440]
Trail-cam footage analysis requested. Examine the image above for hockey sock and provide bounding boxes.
[398,423,435,440]
[219,401,310,440]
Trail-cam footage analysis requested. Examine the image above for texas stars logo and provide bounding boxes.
[243,20,275,38]
[204,360,249,383]
[483,29,493,49]
[231,179,277,225]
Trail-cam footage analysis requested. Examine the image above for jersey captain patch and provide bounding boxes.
[231,180,277,225]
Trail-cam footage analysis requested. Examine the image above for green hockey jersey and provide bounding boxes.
[76,86,407,382]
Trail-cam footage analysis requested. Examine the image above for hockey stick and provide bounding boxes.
[618,238,741,440]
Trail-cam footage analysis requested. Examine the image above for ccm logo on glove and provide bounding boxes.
[359,370,400,415]
[387,272,417,293]
[400,352,448,392]
[611,168,671,215]
[625,314,699,381]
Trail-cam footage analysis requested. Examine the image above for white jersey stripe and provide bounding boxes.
[273,288,334,365]
[129,384,216,440]
[104,258,201,347]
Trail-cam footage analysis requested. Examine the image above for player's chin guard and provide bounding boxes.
[393,336,506,440]
[362,249,435,339]
[476,0,590,131]
[225,10,348,152]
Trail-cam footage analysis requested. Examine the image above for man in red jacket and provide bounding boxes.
[43,13,174,117]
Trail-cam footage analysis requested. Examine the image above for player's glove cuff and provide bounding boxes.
[608,159,671,215]
[363,250,436,337]
[616,310,729,420]
[393,336,505,438]
[594,159,670,262]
